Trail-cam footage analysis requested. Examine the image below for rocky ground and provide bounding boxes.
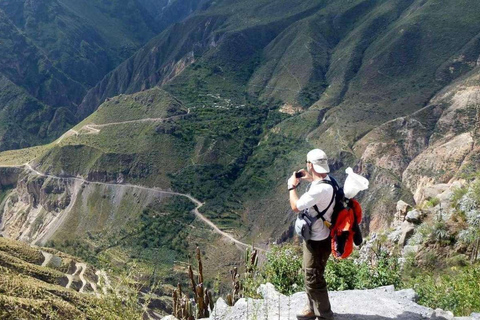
[162,283,480,320]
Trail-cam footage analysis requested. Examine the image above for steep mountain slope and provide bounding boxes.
[0,236,145,319]
[354,65,480,228]
[0,0,201,87]
[0,10,85,151]
[76,0,330,117]
[1,0,480,299]
[70,0,480,240]
[0,88,245,287]
[0,0,203,151]
[78,0,480,128]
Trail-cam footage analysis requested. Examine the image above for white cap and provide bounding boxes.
[307,149,330,173]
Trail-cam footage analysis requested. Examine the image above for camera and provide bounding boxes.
[295,171,305,178]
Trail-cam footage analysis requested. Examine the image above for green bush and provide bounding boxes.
[325,252,401,291]
[423,197,440,208]
[324,258,358,290]
[356,252,401,289]
[262,244,304,295]
[257,244,402,295]
[407,265,480,316]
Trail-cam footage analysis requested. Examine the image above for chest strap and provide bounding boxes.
[305,180,336,228]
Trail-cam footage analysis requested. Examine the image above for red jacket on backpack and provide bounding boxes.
[330,198,362,259]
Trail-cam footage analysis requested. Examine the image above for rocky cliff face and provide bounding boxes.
[0,172,79,244]
[351,65,480,231]
[402,80,479,203]
[0,169,170,246]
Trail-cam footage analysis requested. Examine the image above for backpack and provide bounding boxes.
[294,189,335,241]
[294,176,363,259]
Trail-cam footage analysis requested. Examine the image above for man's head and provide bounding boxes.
[306,149,330,175]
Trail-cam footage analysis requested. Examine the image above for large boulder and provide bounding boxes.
[431,308,455,320]
[399,221,416,246]
[406,209,423,224]
[394,200,412,227]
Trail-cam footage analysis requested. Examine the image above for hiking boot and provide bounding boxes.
[296,304,316,320]
[318,311,335,320]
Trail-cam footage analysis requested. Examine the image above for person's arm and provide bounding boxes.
[287,172,300,212]
[288,170,314,212]
[289,189,300,212]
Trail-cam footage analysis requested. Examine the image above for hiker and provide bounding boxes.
[288,148,335,320]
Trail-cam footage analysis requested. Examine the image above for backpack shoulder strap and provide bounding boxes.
[312,179,336,228]
[324,176,339,188]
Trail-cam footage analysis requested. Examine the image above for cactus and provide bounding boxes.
[188,265,196,296]
[207,290,214,311]
[172,247,211,319]
[227,267,241,306]
[239,245,261,299]
[226,293,233,307]
[244,246,258,274]
[194,247,210,318]
[172,283,195,320]
[196,247,204,284]
[173,290,178,317]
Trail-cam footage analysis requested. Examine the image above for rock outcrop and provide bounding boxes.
[163,283,478,320]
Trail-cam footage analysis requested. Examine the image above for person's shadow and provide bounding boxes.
[334,311,432,319]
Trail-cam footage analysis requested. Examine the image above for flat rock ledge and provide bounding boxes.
[162,283,480,320]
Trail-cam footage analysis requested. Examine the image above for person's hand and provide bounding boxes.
[297,169,313,182]
[288,172,299,189]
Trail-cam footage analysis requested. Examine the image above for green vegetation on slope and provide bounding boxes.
[0,237,144,319]
[245,243,479,317]
[49,197,197,268]
[0,0,200,151]
[29,84,292,234]
[68,0,480,248]
[407,265,480,316]
[0,10,85,151]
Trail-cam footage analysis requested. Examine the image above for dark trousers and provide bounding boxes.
[303,238,334,319]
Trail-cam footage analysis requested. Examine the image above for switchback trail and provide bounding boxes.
[56,129,79,144]
[74,112,190,135]
[40,251,53,267]
[53,113,190,142]
[40,250,102,295]
[10,163,262,252]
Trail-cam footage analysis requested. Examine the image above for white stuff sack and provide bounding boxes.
[343,167,369,199]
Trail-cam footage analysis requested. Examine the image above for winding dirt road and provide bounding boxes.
[40,251,53,267]
[71,112,190,135]
[40,250,101,294]
[16,163,260,251]
[2,108,263,252]
[74,263,87,293]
